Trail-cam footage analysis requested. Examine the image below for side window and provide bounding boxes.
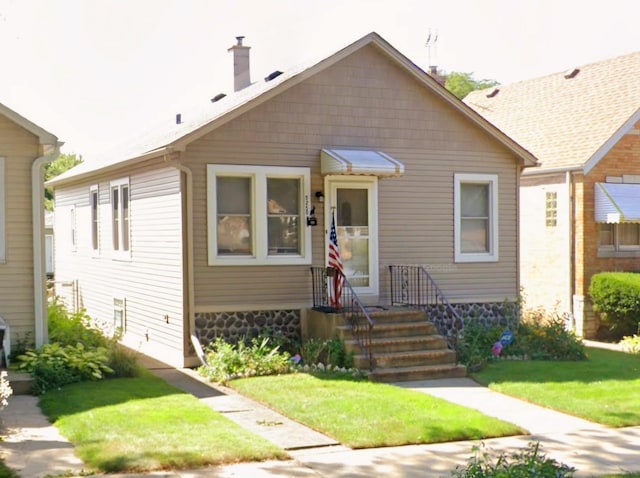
[110,178,130,257]
[454,173,499,263]
[90,185,99,252]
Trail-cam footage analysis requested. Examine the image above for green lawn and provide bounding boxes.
[230,372,524,448]
[472,347,640,427]
[38,371,287,473]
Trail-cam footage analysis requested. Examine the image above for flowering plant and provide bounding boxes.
[0,370,12,409]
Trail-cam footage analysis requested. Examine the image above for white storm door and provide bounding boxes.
[326,176,378,296]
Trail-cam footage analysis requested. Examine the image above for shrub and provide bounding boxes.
[199,336,293,384]
[48,297,107,348]
[515,310,586,361]
[451,441,576,477]
[457,320,504,367]
[298,336,354,369]
[590,272,640,339]
[14,301,140,393]
[620,335,640,354]
[458,309,586,368]
[17,343,114,394]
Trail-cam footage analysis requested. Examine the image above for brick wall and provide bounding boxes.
[578,121,640,337]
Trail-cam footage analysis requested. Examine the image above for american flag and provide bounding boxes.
[328,213,344,309]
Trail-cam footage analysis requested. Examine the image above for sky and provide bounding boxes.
[0,0,638,159]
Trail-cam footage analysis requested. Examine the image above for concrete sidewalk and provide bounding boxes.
[2,360,640,478]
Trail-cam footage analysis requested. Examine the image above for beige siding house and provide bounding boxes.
[0,102,61,359]
[465,51,640,338]
[50,33,536,367]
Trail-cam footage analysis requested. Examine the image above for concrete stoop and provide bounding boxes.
[5,370,33,395]
[339,307,466,383]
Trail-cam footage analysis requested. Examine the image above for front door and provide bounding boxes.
[326,176,378,297]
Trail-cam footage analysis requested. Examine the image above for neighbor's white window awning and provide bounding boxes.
[595,182,640,223]
[320,149,405,177]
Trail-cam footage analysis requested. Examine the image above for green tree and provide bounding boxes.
[445,72,499,100]
[44,153,82,210]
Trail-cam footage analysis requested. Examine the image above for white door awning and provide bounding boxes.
[320,149,405,177]
[595,182,640,223]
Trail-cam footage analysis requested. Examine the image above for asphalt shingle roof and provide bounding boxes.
[464,51,640,172]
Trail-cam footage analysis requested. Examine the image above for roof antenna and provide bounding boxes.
[425,29,439,70]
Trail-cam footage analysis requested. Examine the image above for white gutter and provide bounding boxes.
[522,165,583,176]
[32,142,62,347]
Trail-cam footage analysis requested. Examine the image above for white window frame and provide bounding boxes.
[110,177,130,259]
[454,173,499,263]
[207,164,311,266]
[90,184,99,253]
[0,157,6,262]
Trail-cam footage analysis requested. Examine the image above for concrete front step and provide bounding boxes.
[365,307,430,324]
[345,335,448,354]
[355,349,456,369]
[369,364,467,383]
[337,321,438,340]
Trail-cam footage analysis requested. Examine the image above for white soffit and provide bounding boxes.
[320,149,405,177]
[595,182,640,223]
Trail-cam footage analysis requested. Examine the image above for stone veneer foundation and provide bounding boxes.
[428,301,520,338]
[195,309,301,346]
[194,302,517,348]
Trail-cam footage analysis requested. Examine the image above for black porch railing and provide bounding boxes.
[310,267,375,370]
[389,264,463,357]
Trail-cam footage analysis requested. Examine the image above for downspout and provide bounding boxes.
[516,165,522,315]
[567,170,575,328]
[32,142,62,347]
[163,151,202,364]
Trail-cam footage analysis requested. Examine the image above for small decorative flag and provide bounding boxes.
[328,212,344,309]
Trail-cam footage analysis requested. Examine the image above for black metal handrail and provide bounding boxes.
[310,266,375,369]
[389,265,463,359]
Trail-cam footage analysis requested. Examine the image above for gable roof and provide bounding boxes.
[0,102,59,146]
[464,51,640,175]
[50,32,536,186]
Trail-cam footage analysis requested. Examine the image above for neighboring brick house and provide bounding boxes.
[465,51,640,338]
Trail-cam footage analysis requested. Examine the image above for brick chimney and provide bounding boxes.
[428,65,446,86]
[228,36,251,92]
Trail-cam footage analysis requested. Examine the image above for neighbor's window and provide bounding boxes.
[207,165,310,265]
[454,173,499,262]
[600,223,640,251]
[90,185,99,251]
[545,191,557,227]
[110,178,130,256]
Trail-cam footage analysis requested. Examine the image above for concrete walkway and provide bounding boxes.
[2,358,640,478]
